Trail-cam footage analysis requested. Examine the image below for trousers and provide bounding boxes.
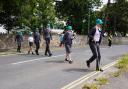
[88,42,101,69]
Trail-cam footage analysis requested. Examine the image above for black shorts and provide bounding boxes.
[65,44,72,53]
[29,42,33,46]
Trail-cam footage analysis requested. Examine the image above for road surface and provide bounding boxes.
[0,45,128,89]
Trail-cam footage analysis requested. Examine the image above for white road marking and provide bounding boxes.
[11,54,64,65]
[10,47,108,65]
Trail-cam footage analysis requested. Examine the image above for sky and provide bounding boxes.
[94,0,115,11]
[102,0,108,4]
[102,0,115,4]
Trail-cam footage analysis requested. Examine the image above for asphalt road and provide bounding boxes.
[0,45,128,89]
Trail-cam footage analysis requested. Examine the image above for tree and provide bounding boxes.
[0,0,56,33]
[56,0,101,34]
[104,0,128,36]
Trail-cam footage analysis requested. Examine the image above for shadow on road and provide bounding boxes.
[45,60,65,64]
[63,68,92,73]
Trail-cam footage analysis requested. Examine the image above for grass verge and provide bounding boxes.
[95,77,108,85]
[82,83,99,89]
[116,54,128,71]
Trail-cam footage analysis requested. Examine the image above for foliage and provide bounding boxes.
[95,77,108,85]
[99,0,128,36]
[82,83,99,89]
[56,0,101,34]
[0,0,55,33]
[116,54,128,71]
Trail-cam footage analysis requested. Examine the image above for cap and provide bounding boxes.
[96,19,103,25]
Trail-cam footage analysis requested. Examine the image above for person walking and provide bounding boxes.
[15,32,23,53]
[34,30,41,55]
[59,31,65,47]
[43,27,52,57]
[63,26,73,64]
[108,33,112,47]
[28,32,34,54]
[86,19,103,71]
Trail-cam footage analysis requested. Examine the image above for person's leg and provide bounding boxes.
[17,42,21,52]
[45,40,48,55]
[96,43,103,71]
[65,44,69,61]
[37,42,40,55]
[86,42,97,67]
[88,43,97,62]
[65,52,69,61]
[28,42,31,54]
[110,41,112,47]
[47,39,52,56]
[35,42,39,55]
[17,44,19,52]
[18,42,21,53]
[35,43,37,54]
[65,44,73,64]
[31,43,34,54]
[96,43,100,70]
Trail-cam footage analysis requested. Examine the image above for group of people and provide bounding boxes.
[15,27,53,56]
[15,18,112,71]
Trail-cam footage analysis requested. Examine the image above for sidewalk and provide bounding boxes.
[100,72,128,89]
[74,55,128,89]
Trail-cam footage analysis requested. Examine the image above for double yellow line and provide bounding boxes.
[61,60,119,89]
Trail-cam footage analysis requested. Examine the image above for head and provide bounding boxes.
[18,31,22,36]
[96,19,103,28]
[29,32,33,36]
[66,26,72,31]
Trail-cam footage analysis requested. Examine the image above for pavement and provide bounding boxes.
[100,72,128,89]
[0,45,128,89]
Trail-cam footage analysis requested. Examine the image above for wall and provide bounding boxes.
[0,34,128,50]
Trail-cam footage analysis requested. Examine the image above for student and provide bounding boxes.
[34,30,41,55]
[86,19,104,71]
[43,27,52,57]
[59,31,65,47]
[108,33,112,47]
[28,32,34,54]
[15,32,23,53]
[63,26,73,64]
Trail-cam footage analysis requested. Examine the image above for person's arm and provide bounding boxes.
[21,35,23,42]
[50,31,52,40]
[15,35,17,42]
[99,30,104,45]
[88,28,96,42]
[63,33,67,43]
[39,33,41,42]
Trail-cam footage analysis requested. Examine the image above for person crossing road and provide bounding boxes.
[63,26,74,64]
[86,19,104,71]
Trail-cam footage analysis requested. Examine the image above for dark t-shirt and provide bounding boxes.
[63,31,73,45]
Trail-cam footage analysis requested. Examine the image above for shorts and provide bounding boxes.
[65,44,72,53]
[17,42,21,47]
[29,42,33,46]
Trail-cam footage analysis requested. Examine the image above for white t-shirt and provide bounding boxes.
[28,37,34,42]
[94,26,101,42]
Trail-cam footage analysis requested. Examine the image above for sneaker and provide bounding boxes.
[28,51,30,54]
[32,52,34,55]
[49,54,52,57]
[45,54,48,56]
[86,61,90,68]
[69,60,73,64]
[65,58,69,61]
[96,68,103,72]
